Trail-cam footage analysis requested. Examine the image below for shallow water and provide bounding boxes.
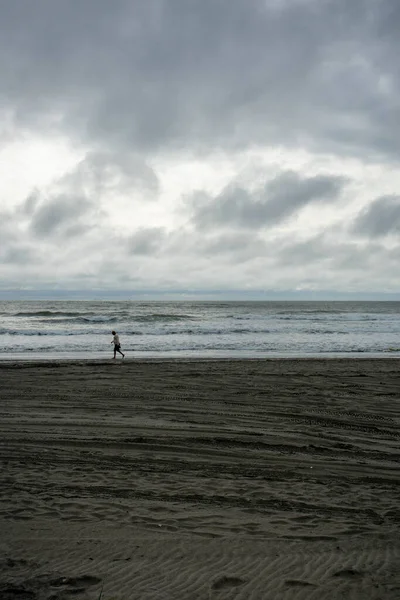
[1,300,399,359]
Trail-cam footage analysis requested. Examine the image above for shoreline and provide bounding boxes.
[1,353,400,364]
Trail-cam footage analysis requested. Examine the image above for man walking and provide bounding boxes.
[111,330,125,359]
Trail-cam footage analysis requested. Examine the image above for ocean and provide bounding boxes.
[0,300,399,360]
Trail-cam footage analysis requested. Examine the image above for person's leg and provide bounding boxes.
[113,344,117,359]
[117,346,124,357]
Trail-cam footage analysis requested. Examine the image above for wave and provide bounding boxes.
[36,316,118,324]
[278,316,334,321]
[13,311,195,323]
[276,309,344,315]
[0,326,273,337]
[317,347,399,353]
[304,329,349,334]
[14,310,132,320]
[134,313,195,322]
[35,314,192,325]
[14,311,88,317]
[0,328,75,336]
[319,348,371,353]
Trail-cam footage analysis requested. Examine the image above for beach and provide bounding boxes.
[0,358,399,599]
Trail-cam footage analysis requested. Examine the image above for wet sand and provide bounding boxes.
[0,358,399,599]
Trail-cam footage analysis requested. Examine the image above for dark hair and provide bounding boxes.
[112,330,116,335]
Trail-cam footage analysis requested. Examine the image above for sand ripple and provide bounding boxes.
[0,358,399,598]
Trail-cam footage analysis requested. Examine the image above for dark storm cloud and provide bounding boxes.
[0,0,399,157]
[191,171,347,230]
[352,195,400,237]
[30,194,93,237]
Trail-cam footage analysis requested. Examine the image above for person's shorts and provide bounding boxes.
[114,343,121,350]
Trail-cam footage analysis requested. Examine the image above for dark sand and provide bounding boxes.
[0,358,399,599]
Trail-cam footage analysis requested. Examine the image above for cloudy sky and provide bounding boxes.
[1,0,399,298]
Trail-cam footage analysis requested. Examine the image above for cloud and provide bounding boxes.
[29,194,93,237]
[276,234,329,266]
[0,211,16,244]
[201,232,267,260]
[128,227,166,255]
[1,0,400,296]
[1,245,38,265]
[63,151,159,196]
[276,234,382,272]
[190,171,347,230]
[352,195,400,237]
[21,191,40,216]
[0,0,399,160]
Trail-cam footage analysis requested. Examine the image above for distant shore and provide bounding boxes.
[1,358,399,599]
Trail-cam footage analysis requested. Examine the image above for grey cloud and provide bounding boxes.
[30,194,92,237]
[277,235,329,266]
[62,223,95,240]
[200,233,268,265]
[202,232,266,256]
[128,227,166,255]
[260,172,346,221]
[0,0,399,158]
[21,191,40,216]
[64,151,159,196]
[0,211,16,244]
[1,245,38,265]
[276,234,393,274]
[126,226,267,264]
[191,172,346,230]
[352,195,400,237]
[1,0,400,294]
[388,244,400,259]
[333,242,389,271]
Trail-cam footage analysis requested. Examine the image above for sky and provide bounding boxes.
[0,0,399,299]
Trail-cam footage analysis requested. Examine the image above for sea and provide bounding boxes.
[0,300,399,360]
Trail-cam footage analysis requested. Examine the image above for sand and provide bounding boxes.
[0,358,399,600]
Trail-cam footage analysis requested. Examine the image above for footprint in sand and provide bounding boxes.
[285,579,317,587]
[0,574,103,600]
[332,568,364,579]
[0,585,36,600]
[49,574,102,589]
[211,575,246,591]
